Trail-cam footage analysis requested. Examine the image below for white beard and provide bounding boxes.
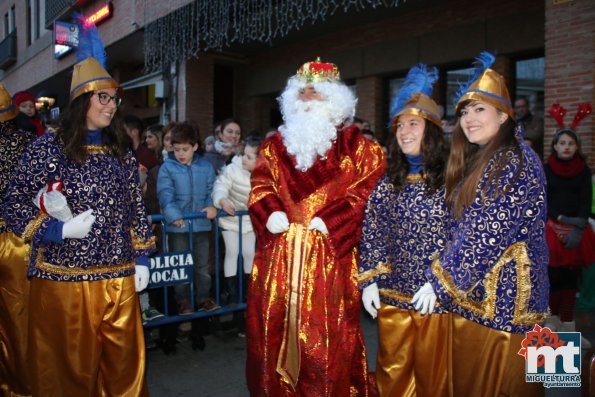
[278,77,357,171]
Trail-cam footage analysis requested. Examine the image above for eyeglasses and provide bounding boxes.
[95,92,122,107]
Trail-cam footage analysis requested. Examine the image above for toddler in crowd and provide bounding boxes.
[212,136,262,305]
[13,91,44,136]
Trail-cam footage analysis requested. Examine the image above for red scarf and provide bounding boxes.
[32,117,44,136]
[547,154,585,178]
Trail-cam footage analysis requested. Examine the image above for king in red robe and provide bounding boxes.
[246,58,386,396]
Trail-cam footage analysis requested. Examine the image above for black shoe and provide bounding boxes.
[191,334,206,351]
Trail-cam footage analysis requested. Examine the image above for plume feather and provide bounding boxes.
[389,64,438,122]
[453,51,495,105]
[74,12,106,67]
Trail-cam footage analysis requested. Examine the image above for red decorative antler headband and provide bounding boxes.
[548,102,592,130]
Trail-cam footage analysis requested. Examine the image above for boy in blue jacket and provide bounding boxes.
[158,123,219,313]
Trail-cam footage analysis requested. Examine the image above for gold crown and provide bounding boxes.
[393,93,442,129]
[0,82,18,122]
[70,57,120,101]
[296,57,340,83]
[455,68,513,118]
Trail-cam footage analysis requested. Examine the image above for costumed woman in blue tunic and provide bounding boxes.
[415,52,549,396]
[358,64,452,397]
[4,18,155,396]
[0,82,36,397]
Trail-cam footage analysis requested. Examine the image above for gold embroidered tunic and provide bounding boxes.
[427,144,549,333]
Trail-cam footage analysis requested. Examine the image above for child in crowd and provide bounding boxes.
[157,123,219,313]
[12,90,44,136]
[212,136,263,306]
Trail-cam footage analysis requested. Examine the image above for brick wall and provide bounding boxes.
[182,56,214,143]
[545,0,595,168]
[356,76,385,137]
[233,0,544,137]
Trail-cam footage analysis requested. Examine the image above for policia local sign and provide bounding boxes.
[148,252,193,288]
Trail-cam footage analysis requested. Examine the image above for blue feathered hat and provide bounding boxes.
[69,14,120,101]
[453,51,513,118]
[389,64,441,129]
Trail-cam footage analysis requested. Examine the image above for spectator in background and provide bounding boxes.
[157,123,220,316]
[515,96,544,158]
[13,90,44,137]
[213,136,263,306]
[544,127,594,347]
[138,123,167,327]
[144,124,164,163]
[204,118,241,174]
[213,136,263,338]
[0,82,37,397]
[124,115,159,171]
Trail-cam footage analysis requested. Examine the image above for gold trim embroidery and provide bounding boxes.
[355,263,391,283]
[130,230,156,251]
[0,219,5,228]
[380,289,412,302]
[22,212,48,242]
[432,242,547,324]
[84,145,112,155]
[406,174,425,182]
[36,248,135,276]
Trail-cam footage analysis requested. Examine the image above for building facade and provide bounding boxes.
[0,0,593,165]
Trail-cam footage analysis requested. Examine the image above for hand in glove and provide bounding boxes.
[266,211,289,234]
[135,265,150,292]
[362,283,380,319]
[62,209,95,239]
[308,217,328,235]
[565,227,583,249]
[411,282,437,315]
[558,215,587,229]
[34,181,73,222]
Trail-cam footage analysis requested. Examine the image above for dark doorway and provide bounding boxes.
[214,64,234,123]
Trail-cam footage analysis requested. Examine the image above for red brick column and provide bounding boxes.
[183,56,214,142]
[545,0,595,166]
[356,76,386,142]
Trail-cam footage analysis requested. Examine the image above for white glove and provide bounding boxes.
[362,283,380,319]
[34,181,73,222]
[135,265,150,292]
[62,209,95,239]
[266,211,289,234]
[411,282,437,315]
[308,217,328,235]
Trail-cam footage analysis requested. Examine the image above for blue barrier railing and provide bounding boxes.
[142,210,250,328]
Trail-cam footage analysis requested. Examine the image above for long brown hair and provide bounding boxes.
[387,120,448,195]
[445,103,521,218]
[58,92,128,163]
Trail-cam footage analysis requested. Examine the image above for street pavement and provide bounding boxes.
[146,311,587,396]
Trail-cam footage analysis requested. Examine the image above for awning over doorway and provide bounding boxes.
[120,71,164,90]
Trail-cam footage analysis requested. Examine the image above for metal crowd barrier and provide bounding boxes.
[142,210,250,328]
